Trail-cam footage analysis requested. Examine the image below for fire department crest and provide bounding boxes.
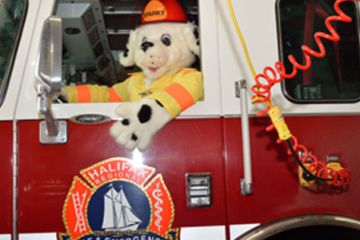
[60,157,178,240]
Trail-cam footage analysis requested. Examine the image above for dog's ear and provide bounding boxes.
[119,29,138,67]
[182,22,200,56]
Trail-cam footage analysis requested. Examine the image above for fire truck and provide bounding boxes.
[1,0,360,239]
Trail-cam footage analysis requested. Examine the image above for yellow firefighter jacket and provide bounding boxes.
[65,68,203,119]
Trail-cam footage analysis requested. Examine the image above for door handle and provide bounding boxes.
[36,16,67,144]
[236,79,253,196]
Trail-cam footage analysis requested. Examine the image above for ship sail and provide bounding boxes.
[118,189,142,227]
[102,187,119,229]
[101,185,142,231]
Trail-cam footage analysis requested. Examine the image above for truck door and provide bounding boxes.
[0,0,32,239]
[217,0,360,239]
[14,0,226,239]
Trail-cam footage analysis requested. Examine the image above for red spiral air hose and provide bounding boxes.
[251,0,355,187]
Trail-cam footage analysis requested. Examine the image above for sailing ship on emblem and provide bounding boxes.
[102,184,142,231]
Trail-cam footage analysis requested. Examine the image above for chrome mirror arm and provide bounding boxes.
[37,84,59,137]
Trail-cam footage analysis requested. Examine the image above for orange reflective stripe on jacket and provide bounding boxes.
[165,83,195,111]
[76,85,91,102]
[179,69,196,75]
[109,88,122,102]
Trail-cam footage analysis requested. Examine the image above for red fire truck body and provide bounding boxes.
[1,0,360,239]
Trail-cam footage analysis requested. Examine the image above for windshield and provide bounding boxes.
[0,0,26,104]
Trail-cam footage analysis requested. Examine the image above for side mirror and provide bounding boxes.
[37,16,62,97]
[36,16,67,144]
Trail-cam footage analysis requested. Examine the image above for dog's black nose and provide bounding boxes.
[141,41,154,52]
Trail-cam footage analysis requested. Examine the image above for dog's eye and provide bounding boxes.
[141,41,154,52]
[161,34,171,46]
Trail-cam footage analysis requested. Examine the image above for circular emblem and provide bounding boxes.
[87,181,151,231]
[60,157,178,240]
[142,0,168,23]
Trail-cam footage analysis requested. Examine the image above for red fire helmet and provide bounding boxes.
[141,0,188,24]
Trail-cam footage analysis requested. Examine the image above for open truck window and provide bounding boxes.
[0,0,26,106]
[276,0,360,103]
[54,0,201,103]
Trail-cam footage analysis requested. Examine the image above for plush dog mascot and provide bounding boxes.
[64,0,203,151]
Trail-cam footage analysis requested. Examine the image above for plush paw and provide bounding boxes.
[110,98,170,151]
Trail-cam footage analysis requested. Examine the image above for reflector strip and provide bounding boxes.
[230,223,260,240]
[19,233,57,240]
[0,234,11,240]
[76,86,91,103]
[180,226,226,240]
[108,88,122,102]
[165,83,195,111]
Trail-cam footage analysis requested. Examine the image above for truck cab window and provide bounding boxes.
[55,0,201,104]
[277,0,360,103]
[0,0,26,106]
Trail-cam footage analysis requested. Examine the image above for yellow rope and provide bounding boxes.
[225,0,272,108]
[225,0,257,78]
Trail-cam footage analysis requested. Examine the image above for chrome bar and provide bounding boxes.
[238,79,253,196]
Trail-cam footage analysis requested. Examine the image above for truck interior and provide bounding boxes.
[54,0,199,96]
[278,0,360,103]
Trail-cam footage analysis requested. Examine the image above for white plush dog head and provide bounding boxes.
[119,22,200,80]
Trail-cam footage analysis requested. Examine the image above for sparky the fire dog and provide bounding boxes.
[63,0,203,151]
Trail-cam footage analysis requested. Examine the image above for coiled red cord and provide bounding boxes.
[287,136,351,187]
[252,0,354,187]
